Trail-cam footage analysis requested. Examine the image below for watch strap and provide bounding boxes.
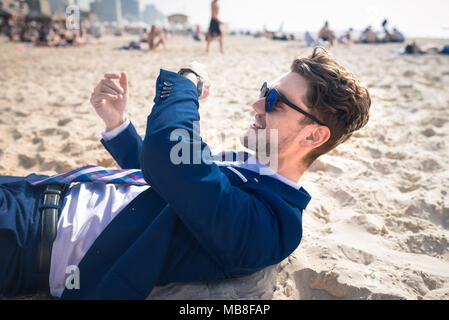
[178,68,204,97]
[178,68,202,79]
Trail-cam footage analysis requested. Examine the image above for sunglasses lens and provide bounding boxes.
[265,90,277,112]
[260,82,268,98]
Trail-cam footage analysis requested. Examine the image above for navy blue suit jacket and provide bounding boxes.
[61,70,311,299]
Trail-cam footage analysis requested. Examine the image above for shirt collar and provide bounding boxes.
[230,156,301,190]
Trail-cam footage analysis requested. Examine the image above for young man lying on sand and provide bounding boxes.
[0,47,370,299]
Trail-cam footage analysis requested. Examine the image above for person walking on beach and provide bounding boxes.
[0,48,370,299]
[206,0,223,53]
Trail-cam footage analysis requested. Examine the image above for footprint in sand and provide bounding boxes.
[11,129,22,140]
[350,214,386,235]
[311,205,331,223]
[96,158,116,168]
[338,244,376,266]
[397,84,414,90]
[401,234,449,257]
[50,101,65,108]
[61,142,84,156]
[231,110,244,121]
[40,128,70,140]
[57,118,72,126]
[308,159,343,175]
[332,189,356,207]
[429,118,448,128]
[32,137,43,145]
[421,128,436,137]
[15,94,24,103]
[38,159,73,173]
[14,111,28,118]
[420,159,440,172]
[403,70,415,78]
[397,182,421,193]
[404,200,449,228]
[18,154,37,169]
[372,161,391,175]
[385,151,407,160]
[366,147,382,159]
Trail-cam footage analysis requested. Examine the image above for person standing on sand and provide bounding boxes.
[206,0,223,53]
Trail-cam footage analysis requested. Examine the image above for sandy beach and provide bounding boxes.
[1,34,448,300]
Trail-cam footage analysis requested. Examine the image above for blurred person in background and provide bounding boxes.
[318,21,336,47]
[206,0,224,53]
[147,24,166,50]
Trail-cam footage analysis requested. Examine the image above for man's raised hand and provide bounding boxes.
[90,72,128,131]
[186,62,211,100]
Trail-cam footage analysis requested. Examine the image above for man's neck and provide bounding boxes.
[256,154,306,184]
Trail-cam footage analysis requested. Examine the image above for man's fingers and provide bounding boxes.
[91,92,119,104]
[93,81,102,93]
[104,73,121,79]
[99,84,121,96]
[119,72,128,95]
[101,78,124,95]
[90,73,125,108]
[97,72,128,97]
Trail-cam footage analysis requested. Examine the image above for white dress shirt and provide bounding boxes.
[49,121,300,297]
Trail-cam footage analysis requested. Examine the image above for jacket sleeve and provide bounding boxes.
[140,70,302,272]
[101,121,143,169]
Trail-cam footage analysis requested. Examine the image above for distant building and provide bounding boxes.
[167,14,187,25]
[121,0,139,23]
[167,13,188,31]
[142,4,164,25]
[25,0,51,19]
[48,0,71,14]
[92,0,122,24]
[25,0,51,15]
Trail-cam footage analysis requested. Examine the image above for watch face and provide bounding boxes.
[197,80,204,96]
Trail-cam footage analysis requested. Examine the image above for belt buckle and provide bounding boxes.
[39,185,64,244]
[37,184,66,276]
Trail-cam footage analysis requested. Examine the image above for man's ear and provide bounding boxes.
[301,126,330,148]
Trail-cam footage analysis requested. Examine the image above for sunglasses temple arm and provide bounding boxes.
[287,102,325,126]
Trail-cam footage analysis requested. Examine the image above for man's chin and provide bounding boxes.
[240,127,270,154]
[240,128,257,151]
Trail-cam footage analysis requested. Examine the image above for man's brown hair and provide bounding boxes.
[291,47,371,167]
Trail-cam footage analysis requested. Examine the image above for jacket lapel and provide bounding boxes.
[219,166,311,211]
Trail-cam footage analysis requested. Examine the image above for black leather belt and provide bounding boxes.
[35,184,67,293]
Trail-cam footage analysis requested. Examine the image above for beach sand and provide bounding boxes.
[1,34,448,300]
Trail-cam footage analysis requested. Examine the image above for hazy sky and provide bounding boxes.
[139,0,449,38]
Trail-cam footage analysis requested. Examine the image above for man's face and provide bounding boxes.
[242,72,314,161]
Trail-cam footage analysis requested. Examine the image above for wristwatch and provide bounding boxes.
[178,68,204,97]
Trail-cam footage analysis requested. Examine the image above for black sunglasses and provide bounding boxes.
[260,82,325,126]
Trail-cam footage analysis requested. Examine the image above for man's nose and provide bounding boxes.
[252,98,266,115]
